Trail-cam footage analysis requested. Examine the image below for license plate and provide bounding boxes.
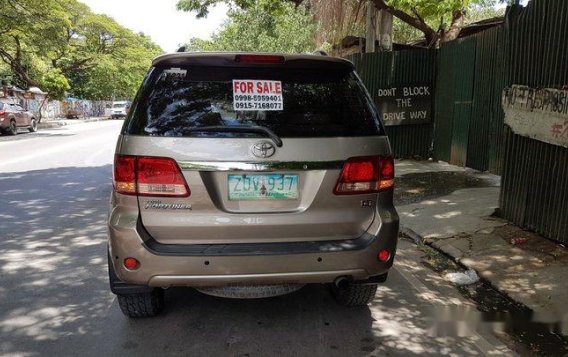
[228,174,299,201]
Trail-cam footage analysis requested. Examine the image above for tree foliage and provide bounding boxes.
[179,0,504,47]
[0,0,162,100]
[392,3,505,44]
[371,0,501,44]
[39,69,70,100]
[177,0,303,18]
[186,2,317,53]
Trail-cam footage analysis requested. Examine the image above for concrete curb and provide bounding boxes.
[399,225,423,245]
[400,223,563,320]
[38,117,109,129]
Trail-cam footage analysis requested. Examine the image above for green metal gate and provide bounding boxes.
[468,26,507,174]
[433,27,507,175]
[347,50,436,158]
[433,37,477,167]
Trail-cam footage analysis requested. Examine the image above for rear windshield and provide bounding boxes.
[126,66,382,138]
[113,103,127,108]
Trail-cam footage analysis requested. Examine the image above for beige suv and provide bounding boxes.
[108,52,399,317]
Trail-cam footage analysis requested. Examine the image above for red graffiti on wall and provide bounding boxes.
[551,121,568,138]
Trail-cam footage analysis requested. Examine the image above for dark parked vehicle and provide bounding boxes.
[0,100,37,135]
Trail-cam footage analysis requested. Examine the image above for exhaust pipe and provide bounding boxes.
[334,276,350,289]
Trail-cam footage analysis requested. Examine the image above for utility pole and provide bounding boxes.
[377,10,393,51]
[365,1,376,53]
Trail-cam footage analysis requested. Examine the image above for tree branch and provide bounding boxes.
[442,9,465,42]
[60,58,93,73]
[0,47,39,87]
[372,0,438,45]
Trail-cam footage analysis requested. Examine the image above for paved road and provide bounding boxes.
[0,122,514,356]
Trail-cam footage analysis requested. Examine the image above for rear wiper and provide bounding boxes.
[181,126,283,147]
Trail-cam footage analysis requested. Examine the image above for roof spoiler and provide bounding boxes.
[312,50,329,56]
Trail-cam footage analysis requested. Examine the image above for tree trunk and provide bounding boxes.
[38,96,49,123]
[0,36,39,88]
[441,10,465,42]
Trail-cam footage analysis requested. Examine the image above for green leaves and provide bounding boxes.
[176,0,284,18]
[384,0,500,29]
[0,0,163,100]
[39,69,70,101]
[186,2,317,53]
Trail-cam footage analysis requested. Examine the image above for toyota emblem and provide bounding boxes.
[251,141,276,158]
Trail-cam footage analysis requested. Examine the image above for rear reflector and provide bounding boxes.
[124,257,140,270]
[378,249,391,262]
[334,155,394,195]
[113,155,190,197]
[235,54,285,64]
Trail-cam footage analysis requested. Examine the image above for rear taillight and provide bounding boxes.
[334,155,394,195]
[113,155,136,195]
[113,155,190,197]
[235,54,285,64]
[137,157,190,197]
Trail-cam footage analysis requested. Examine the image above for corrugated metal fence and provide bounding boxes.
[499,0,568,243]
[469,26,507,174]
[348,35,506,172]
[347,50,436,158]
[433,37,477,168]
[433,26,506,174]
[347,0,568,242]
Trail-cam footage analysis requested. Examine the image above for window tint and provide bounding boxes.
[127,66,382,138]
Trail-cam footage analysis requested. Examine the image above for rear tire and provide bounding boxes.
[108,251,164,318]
[117,290,164,318]
[6,120,17,135]
[331,282,378,306]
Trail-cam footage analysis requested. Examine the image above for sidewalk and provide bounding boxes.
[38,116,110,129]
[396,159,568,322]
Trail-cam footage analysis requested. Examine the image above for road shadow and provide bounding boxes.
[0,165,507,356]
[0,165,113,355]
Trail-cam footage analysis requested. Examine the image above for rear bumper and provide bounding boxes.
[108,201,399,288]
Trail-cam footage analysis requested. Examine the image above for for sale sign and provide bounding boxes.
[233,80,284,111]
